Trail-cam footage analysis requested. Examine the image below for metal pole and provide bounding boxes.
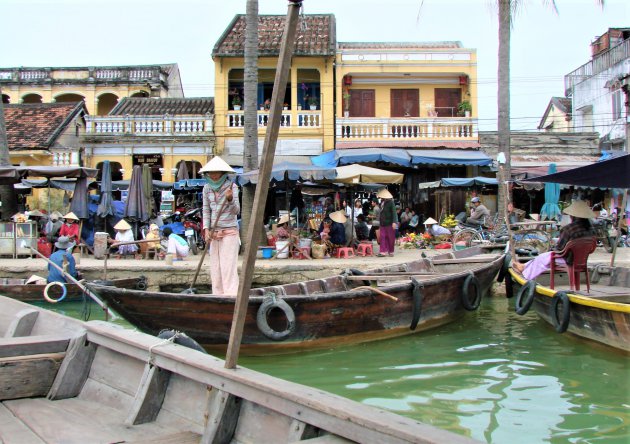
[225,0,302,369]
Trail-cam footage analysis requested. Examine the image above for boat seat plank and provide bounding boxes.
[126,363,172,425]
[346,274,447,281]
[48,332,97,400]
[0,334,70,358]
[0,352,65,400]
[3,308,39,338]
[431,256,498,265]
[0,402,46,444]
[124,431,201,443]
[4,397,190,443]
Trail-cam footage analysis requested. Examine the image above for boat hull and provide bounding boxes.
[89,250,504,353]
[0,277,147,303]
[508,268,630,352]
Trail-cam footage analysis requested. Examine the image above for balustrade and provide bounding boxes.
[227,110,320,129]
[337,117,476,141]
[86,115,212,136]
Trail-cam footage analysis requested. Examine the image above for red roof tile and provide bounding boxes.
[4,103,84,150]
[213,14,336,57]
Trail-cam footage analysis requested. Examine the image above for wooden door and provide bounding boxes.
[391,89,419,117]
[434,88,461,117]
[349,90,375,117]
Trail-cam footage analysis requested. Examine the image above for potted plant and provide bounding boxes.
[308,96,318,110]
[232,95,242,111]
[457,100,472,117]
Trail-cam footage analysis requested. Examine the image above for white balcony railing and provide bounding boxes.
[336,117,477,141]
[227,110,321,129]
[85,115,213,136]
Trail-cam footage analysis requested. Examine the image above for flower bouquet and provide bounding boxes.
[399,232,428,249]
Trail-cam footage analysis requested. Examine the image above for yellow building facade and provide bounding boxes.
[0,64,183,116]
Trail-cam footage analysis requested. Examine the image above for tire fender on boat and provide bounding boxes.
[157,330,207,353]
[257,296,296,341]
[43,281,67,303]
[346,268,371,287]
[497,253,511,283]
[550,291,570,333]
[410,277,423,330]
[505,273,514,299]
[136,276,148,291]
[461,273,481,311]
[515,280,536,315]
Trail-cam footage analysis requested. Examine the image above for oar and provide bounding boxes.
[25,244,119,320]
[182,198,229,295]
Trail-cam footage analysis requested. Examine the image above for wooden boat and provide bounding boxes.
[87,248,506,354]
[507,265,630,352]
[0,276,147,303]
[0,295,478,443]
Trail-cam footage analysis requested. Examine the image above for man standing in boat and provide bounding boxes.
[200,156,240,296]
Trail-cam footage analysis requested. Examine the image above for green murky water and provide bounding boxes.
[30,297,630,443]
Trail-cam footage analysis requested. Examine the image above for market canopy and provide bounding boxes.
[311,148,492,168]
[407,149,492,166]
[16,166,98,178]
[523,153,630,189]
[0,166,20,185]
[237,160,336,185]
[417,177,497,189]
[334,164,404,184]
[111,179,174,191]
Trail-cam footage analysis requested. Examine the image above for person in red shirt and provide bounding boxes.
[59,212,80,246]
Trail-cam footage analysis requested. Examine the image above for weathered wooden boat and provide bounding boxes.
[0,295,478,443]
[87,248,505,354]
[507,265,630,352]
[0,275,147,303]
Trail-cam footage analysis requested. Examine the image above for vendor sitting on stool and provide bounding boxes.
[162,227,190,260]
[47,236,78,283]
[424,217,451,243]
[319,210,347,256]
[112,219,139,258]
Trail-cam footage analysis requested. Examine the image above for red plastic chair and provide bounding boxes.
[549,237,597,292]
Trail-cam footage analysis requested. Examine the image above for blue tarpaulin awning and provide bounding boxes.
[441,177,498,187]
[238,161,336,185]
[312,148,491,167]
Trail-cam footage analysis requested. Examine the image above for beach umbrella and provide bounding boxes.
[176,161,190,181]
[142,164,155,218]
[539,163,561,221]
[124,165,149,223]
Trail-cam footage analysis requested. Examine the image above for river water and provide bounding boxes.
[32,296,629,443]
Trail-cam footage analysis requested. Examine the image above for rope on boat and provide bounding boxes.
[148,332,181,365]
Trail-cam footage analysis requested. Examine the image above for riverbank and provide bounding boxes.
[1,246,628,288]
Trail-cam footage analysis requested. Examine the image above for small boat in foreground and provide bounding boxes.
[0,295,478,443]
[88,248,505,354]
[0,276,147,303]
[507,265,630,352]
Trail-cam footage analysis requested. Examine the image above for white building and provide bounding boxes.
[564,28,630,151]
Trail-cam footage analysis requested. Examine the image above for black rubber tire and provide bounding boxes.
[157,330,207,353]
[550,291,571,333]
[188,237,199,255]
[136,278,148,291]
[461,274,481,311]
[505,273,514,299]
[256,298,296,341]
[410,280,423,330]
[497,253,511,283]
[348,268,371,287]
[515,280,536,315]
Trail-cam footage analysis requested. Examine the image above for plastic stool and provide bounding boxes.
[355,242,373,257]
[335,247,355,259]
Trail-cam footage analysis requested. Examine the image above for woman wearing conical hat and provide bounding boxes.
[200,156,240,296]
[112,219,139,258]
[59,212,80,246]
[376,188,397,257]
[512,200,596,279]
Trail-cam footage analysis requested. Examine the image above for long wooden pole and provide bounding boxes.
[27,246,119,320]
[610,190,628,267]
[224,0,302,369]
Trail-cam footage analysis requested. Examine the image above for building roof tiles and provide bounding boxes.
[110,97,214,116]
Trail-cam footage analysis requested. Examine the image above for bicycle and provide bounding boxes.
[451,216,509,248]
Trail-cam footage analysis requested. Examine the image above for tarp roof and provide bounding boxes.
[334,164,404,184]
[417,176,497,189]
[237,160,336,185]
[311,148,492,168]
[523,153,630,189]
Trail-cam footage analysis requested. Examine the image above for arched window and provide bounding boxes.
[22,93,43,104]
[130,90,150,98]
[96,93,120,115]
[175,160,203,179]
[96,161,123,182]
[55,93,85,104]
[1,94,10,104]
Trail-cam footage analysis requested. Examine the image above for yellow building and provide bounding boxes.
[0,64,183,115]
[538,97,572,132]
[212,14,336,165]
[83,97,215,183]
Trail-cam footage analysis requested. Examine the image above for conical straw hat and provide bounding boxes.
[63,212,79,221]
[329,210,347,224]
[199,156,235,173]
[423,217,438,225]
[113,219,132,230]
[563,200,595,219]
[376,188,393,199]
